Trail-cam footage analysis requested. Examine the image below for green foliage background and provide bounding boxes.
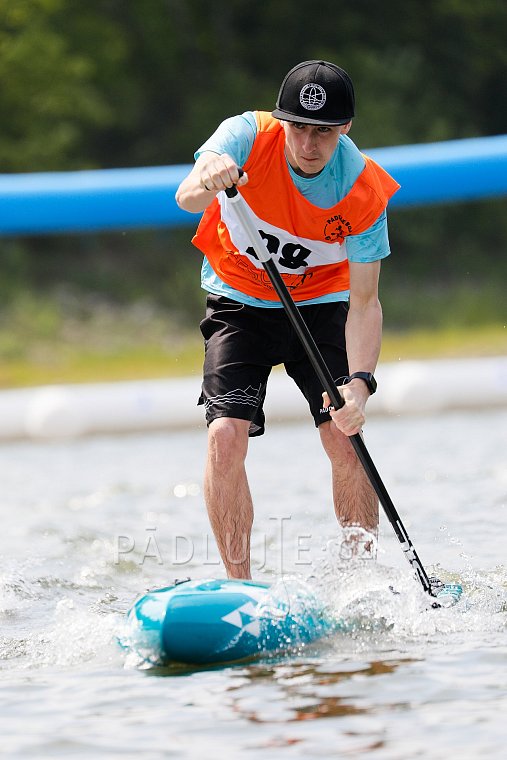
[0,0,506,378]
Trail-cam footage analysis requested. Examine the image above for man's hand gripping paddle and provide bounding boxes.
[225,177,461,608]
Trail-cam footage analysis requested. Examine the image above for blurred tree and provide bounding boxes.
[0,0,120,170]
[1,0,505,169]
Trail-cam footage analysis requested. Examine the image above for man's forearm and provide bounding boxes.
[345,299,383,375]
[175,153,220,213]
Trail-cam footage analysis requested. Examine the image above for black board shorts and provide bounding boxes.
[198,294,350,437]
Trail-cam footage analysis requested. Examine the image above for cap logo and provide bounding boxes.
[299,82,326,111]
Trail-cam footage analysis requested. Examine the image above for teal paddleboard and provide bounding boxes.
[119,577,337,666]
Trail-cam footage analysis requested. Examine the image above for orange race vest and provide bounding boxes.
[192,112,400,302]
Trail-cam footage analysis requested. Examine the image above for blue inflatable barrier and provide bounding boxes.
[0,164,191,235]
[373,134,507,207]
[118,578,338,666]
[0,134,506,235]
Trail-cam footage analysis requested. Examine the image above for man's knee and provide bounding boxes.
[208,417,250,468]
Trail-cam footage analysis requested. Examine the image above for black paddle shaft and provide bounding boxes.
[224,182,436,598]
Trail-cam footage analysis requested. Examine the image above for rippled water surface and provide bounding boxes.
[1,408,506,759]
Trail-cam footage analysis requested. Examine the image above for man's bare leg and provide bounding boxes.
[319,421,378,557]
[204,417,253,579]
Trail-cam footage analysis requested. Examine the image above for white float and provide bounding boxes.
[0,355,506,441]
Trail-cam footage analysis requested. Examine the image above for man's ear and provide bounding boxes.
[341,121,352,135]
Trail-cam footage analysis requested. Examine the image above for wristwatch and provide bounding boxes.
[346,371,377,395]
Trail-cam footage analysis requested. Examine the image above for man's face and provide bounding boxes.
[281,120,351,177]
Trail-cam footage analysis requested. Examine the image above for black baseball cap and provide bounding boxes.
[272,60,355,126]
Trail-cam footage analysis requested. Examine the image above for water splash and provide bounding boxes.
[0,560,123,671]
[305,531,507,653]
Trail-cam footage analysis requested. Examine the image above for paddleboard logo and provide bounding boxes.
[300,83,326,111]
[221,600,260,638]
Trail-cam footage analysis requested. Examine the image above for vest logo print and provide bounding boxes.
[227,252,315,293]
[324,214,352,243]
[300,82,326,111]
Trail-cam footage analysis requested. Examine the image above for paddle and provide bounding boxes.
[224,181,440,604]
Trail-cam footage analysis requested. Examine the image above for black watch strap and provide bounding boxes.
[346,371,377,395]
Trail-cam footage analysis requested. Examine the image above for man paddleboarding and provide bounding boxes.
[176,60,399,579]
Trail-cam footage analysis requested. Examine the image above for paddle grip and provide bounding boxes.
[224,167,244,198]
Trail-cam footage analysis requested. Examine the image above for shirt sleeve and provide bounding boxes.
[345,210,391,263]
[194,111,257,168]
